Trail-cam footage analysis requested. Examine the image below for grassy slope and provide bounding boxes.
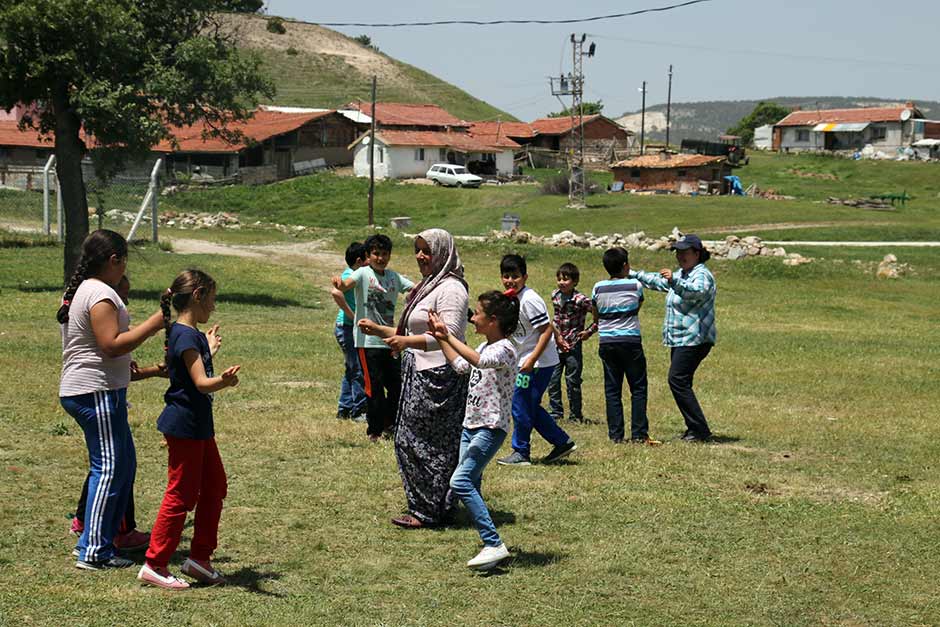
[252,42,515,122]
[1,236,939,625]
[158,152,940,242]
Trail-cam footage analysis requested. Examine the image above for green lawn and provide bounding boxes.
[1,206,939,625]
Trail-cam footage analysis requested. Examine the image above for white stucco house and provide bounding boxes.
[350,129,519,179]
[772,103,925,153]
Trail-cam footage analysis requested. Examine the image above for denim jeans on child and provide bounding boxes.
[449,427,507,547]
[510,367,571,458]
[61,388,136,562]
[548,343,583,421]
[598,342,649,441]
[334,323,366,415]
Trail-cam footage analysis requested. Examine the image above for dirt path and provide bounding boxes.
[169,237,345,273]
[705,221,894,234]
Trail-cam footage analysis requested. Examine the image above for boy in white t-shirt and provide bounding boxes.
[496,254,577,466]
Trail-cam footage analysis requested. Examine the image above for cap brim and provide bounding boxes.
[671,241,695,250]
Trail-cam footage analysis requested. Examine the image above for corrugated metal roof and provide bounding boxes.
[812,122,870,132]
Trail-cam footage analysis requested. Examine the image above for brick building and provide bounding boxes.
[611,153,730,194]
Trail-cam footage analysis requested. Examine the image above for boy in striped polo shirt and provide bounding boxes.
[592,247,656,444]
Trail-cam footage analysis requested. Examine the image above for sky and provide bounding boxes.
[264,0,940,121]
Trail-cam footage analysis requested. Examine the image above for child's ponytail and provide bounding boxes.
[56,229,128,324]
[160,288,174,352]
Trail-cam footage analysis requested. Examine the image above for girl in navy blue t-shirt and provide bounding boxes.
[137,269,241,590]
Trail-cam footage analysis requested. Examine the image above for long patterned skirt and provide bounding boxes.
[395,350,469,524]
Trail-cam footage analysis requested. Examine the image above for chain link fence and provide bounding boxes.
[0,157,162,241]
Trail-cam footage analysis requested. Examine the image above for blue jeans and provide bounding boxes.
[510,366,571,458]
[61,389,136,562]
[334,323,366,415]
[450,427,507,547]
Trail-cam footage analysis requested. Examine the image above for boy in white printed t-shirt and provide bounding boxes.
[495,254,577,466]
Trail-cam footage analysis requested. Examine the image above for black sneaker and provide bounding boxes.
[497,451,531,466]
[680,431,711,442]
[75,555,135,570]
[336,410,350,420]
[543,440,577,463]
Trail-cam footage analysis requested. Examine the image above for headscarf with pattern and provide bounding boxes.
[396,228,467,335]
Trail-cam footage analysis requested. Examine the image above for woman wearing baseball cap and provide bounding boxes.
[630,234,717,442]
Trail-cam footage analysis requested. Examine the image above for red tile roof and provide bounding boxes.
[154,110,334,153]
[530,114,605,135]
[611,154,725,169]
[348,102,468,128]
[0,110,336,154]
[468,121,536,139]
[0,122,54,148]
[775,105,921,127]
[355,129,518,152]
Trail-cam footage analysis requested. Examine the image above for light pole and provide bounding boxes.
[638,81,647,155]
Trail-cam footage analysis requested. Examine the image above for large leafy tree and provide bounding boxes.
[548,100,604,118]
[0,1,274,281]
[727,101,791,146]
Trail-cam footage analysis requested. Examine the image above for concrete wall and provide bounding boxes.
[352,142,390,179]
[353,142,513,178]
[778,121,917,152]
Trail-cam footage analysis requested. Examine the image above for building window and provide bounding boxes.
[414,148,425,161]
[796,129,810,142]
[870,125,887,141]
[631,169,641,179]
[677,169,687,177]
[439,148,446,161]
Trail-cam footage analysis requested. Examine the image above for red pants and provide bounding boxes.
[145,436,227,568]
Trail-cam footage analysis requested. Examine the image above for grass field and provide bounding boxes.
[1,152,939,625]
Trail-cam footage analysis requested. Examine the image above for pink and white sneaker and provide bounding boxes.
[181,558,227,586]
[137,563,190,590]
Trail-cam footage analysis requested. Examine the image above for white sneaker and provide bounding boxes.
[137,563,190,590]
[466,543,510,570]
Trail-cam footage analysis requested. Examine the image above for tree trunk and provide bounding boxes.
[53,84,89,285]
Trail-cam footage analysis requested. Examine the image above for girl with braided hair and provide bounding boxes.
[58,230,165,571]
[138,269,240,590]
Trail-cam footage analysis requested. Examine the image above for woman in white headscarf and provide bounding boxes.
[359,228,469,528]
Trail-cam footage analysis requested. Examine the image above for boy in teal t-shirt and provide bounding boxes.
[332,234,414,439]
[331,242,369,421]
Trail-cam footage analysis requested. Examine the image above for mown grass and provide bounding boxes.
[1,223,939,625]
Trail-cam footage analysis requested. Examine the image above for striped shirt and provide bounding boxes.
[591,278,644,344]
[631,264,716,347]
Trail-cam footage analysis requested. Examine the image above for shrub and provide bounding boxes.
[286,46,299,56]
[267,16,286,34]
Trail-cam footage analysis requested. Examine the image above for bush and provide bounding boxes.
[266,16,286,34]
[286,46,299,56]
[541,174,570,195]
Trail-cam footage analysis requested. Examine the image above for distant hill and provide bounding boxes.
[616,97,940,143]
[220,13,517,122]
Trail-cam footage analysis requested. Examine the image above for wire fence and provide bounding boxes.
[0,158,162,241]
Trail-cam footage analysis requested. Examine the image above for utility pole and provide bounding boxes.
[550,34,595,209]
[665,65,673,150]
[368,75,376,226]
[638,81,647,155]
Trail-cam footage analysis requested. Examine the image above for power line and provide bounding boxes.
[313,0,714,28]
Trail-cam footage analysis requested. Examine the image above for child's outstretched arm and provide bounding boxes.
[90,302,164,358]
[183,349,241,394]
[331,274,356,293]
[130,361,168,381]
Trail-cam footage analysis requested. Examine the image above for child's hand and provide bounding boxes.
[557,338,571,352]
[157,362,168,378]
[130,360,140,376]
[577,330,591,342]
[358,318,380,336]
[427,311,449,340]
[519,358,535,374]
[221,364,241,388]
[384,335,407,352]
[331,275,343,289]
[206,324,222,355]
[660,268,673,281]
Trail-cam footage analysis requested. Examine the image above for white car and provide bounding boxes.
[426,164,482,188]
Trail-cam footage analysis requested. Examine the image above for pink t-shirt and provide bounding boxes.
[59,279,131,397]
